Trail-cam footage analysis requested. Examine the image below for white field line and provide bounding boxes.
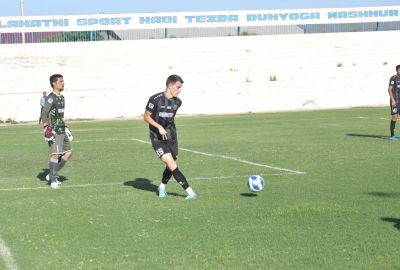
[0,235,19,270]
[181,147,305,174]
[0,182,120,191]
[354,116,388,120]
[7,138,130,146]
[1,115,370,136]
[130,138,306,175]
[6,137,306,174]
[0,173,296,192]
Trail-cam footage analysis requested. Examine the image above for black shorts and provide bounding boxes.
[390,101,400,115]
[151,139,178,160]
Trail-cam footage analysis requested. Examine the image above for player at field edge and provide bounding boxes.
[41,74,73,189]
[388,65,400,141]
[143,74,197,200]
[39,91,47,124]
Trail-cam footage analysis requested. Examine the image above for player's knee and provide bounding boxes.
[162,157,176,171]
[166,160,176,171]
[64,151,73,158]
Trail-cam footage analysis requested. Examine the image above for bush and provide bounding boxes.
[5,118,18,124]
[39,31,105,43]
[241,31,257,36]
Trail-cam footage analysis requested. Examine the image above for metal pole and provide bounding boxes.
[20,0,25,43]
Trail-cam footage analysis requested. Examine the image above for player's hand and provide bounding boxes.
[392,100,397,107]
[44,126,55,142]
[158,126,168,140]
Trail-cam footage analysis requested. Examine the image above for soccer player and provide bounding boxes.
[39,91,46,124]
[41,74,73,189]
[388,65,400,141]
[143,74,197,200]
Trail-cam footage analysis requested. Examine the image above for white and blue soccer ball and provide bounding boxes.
[247,175,265,192]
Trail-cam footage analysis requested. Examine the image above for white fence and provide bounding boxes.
[0,30,396,121]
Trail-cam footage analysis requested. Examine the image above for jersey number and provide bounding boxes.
[155,148,164,157]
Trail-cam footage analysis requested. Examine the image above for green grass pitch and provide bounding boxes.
[0,107,400,269]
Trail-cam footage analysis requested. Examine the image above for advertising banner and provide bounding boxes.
[0,6,399,33]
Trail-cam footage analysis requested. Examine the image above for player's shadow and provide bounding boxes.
[36,168,68,183]
[124,178,185,197]
[346,133,388,140]
[366,192,400,198]
[381,217,400,232]
[240,193,258,197]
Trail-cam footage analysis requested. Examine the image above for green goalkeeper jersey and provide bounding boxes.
[41,92,66,134]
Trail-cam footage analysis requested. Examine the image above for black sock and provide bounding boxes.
[172,168,189,190]
[162,167,172,185]
[390,120,396,137]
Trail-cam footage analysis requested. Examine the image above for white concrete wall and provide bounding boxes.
[0,31,397,121]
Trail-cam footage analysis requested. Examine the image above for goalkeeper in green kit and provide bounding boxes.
[41,74,73,189]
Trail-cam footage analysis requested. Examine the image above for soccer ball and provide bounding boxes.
[247,175,265,192]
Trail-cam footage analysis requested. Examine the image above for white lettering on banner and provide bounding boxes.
[247,12,320,21]
[0,6,399,33]
[139,16,177,24]
[0,19,69,30]
[77,17,131,26]
[328,9,399,19]
[185,15,239,23]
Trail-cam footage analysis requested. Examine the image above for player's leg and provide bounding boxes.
[159,166,172,194]
[39,107,43,124]
[152,141,171,197]
[390,104,398,140]
[48,154,59,181]
[57,136,73,172]
[162,141,197,200]
[47,135,65,188]
[48,154,61,189]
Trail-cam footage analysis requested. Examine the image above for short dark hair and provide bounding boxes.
[49,74,63,88]
[396,65,400,71]
[166,74,184,87]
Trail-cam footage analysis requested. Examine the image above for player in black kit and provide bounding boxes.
[144,75,197,200]
[388,65,400,141]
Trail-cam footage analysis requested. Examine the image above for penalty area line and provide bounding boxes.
[0,235,19,270]
[0,172,297,192]
[8,137,306,175]
[130,138,306,175]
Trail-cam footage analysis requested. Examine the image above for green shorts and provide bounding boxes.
[48,133,72,155]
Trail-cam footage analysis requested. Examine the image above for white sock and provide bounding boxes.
[185,187,195,195]
[159,183,166,189]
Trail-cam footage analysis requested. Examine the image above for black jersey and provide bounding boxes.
[145,92,182,141]
[389,75,400,102]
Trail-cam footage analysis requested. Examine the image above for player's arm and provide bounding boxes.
[41,96,53,128]
[388,85,396,106]
[41,96,55,140]
[143,110,168,140]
